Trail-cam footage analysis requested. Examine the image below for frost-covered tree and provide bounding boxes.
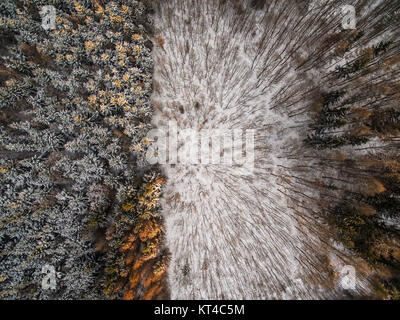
[0,0,165,299]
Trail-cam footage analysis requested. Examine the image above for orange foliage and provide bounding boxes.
[332,150,346,162]
[129,269,141,289]
[138,218,162,242]
[142,282,163,300]
[155,35,165,48]
[351,108,371,120]
[351,125,371,136]
[110,175,169,300]
[123,289,135,300]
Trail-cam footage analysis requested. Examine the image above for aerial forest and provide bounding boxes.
[0,0,400,300]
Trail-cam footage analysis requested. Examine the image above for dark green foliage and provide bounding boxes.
[369,108,400,134]
[373,41,393,57]
[333,203,381,255]
[305,133,369,149]
[311,90,349,134]
[335,41,392,79]
[322,90,347,108]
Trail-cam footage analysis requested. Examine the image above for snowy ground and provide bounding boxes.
[151,0,371,299]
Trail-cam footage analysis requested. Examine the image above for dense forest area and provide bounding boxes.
[0,0,399,300]
[0,0,168,299]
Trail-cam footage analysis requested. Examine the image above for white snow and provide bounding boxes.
[151,0,372,299]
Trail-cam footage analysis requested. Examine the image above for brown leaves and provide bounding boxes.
[353,201,376,216]
[155,35,165,48]
[351,107,372,121]
[369,241,400,264]
[0,69,21,83]
[351,125,371,136]
[20,43,51,66]
[336,41,349,56]
[138,218,162,242]
[361,178,386,197]
[332,150,346,162]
